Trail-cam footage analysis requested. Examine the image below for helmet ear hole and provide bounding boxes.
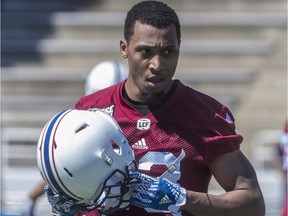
[114,147,120,154]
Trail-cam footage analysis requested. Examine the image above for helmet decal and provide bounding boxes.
[39,109,82,200]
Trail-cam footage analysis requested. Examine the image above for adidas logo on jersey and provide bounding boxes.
[159,195,172,205]
[132,138,148,149]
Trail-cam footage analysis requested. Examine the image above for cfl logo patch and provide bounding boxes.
[137,118,151,130]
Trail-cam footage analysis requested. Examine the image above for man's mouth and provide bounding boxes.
[147,76,162,84]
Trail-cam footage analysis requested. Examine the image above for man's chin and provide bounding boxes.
[140,90,165,107]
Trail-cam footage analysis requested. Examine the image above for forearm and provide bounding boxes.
[29,181,46,200]
[181,189,265,216]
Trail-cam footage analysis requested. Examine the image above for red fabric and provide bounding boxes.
[75,80,243,216]
[281,198,288,216]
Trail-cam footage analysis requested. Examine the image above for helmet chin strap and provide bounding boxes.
[159,149,185,179]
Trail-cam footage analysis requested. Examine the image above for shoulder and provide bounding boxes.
[180,81,223,108]
[174,81,225,118]
[74,82,122,110]
[172,81,239,133]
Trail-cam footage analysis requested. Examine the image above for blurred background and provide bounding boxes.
[1,0,287,215]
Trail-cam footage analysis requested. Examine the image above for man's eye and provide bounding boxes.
[163,49,174,55]
[140,49,151,55]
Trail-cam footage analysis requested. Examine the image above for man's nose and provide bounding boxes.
[149,55,162,72]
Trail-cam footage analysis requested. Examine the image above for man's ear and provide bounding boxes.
[120,39,128,58]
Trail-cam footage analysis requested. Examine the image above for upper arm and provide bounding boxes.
[209,150,259,192]
[183,150,265,215]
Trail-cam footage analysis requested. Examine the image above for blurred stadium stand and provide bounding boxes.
[1,0,287,215]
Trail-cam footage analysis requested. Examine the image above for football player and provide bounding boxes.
[278,121,288,216]
[46,1,266,216]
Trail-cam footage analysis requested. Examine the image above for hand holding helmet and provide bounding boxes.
[129,170,187,214]
[44,184,80,216]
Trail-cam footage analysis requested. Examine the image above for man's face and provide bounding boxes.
[121,21,180,103]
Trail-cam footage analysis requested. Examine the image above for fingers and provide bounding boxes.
[128,171,187,213]
[132,182,150,192]
[44,184,54,196]
[130,190,154,209]
[131,191,152,203]
[129,170,156,183]
[130,197,151,208]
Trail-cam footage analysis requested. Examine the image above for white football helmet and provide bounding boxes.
[37,109,135,214]
[85,61,128,95]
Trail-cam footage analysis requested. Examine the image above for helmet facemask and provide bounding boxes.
[87,164,135,215]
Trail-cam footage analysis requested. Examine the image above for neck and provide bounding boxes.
[124,79,175,103]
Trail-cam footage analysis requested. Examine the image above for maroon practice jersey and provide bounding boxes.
[74,80,243,216]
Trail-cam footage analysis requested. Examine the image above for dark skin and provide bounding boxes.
[120,21,179,103]
[120,21,265,215]
[183,150,266,215]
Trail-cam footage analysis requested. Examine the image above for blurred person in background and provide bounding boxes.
[85,61,128,95]
[20,181,46,216]
[278,121,288,216]
[20,61,127,216]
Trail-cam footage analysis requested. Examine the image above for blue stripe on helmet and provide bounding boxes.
[43,109,68,194]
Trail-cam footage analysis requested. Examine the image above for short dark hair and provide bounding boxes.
[124,1,181,44]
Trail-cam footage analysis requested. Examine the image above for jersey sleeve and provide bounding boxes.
[74,83,122,111]
[74,96,87,110]
[203,105,243,165]
[74,92,101,110]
